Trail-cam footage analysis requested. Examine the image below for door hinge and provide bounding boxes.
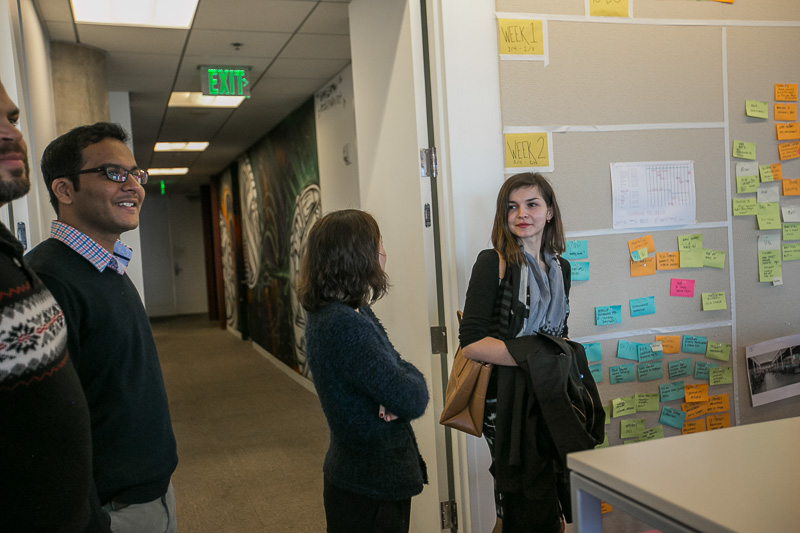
[430,325,447,355]
[440,500,457,530]
[420,146,438,178]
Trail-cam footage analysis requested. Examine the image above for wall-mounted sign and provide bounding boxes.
[201,66,251,98]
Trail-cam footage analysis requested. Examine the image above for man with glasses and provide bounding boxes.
[27,122,178,533]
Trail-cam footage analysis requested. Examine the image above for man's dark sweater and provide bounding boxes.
[26,238,177,506]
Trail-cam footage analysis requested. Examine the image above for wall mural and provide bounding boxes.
[238,98,320,376]
[217,168,239,331]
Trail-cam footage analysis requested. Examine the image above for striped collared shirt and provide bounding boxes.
[50,221,133,275]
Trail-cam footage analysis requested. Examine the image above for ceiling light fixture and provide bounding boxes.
[168,92,245,108]
[71,0,199,29]
[148,168,189,176]
[154,142,209,152]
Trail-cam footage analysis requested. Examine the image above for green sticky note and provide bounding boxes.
[757,202,781,230]
[703,249,726,269]
[702,292,727,311]
[635,392,659,412]
[746,99,769,119]
[621,418,646,439]
[706,341,732,361]
[737,174,759,193]
[733,140,757,160]
[758,249,782,283]
[631,246,649,262]
[605,404,611,425]
[709,366,733,386]
[758,164,774,182]
[612,395,637,418]
[678,234,703,251]
[732,197,757,216]
[783,223,800,240]
[784,243,800,261]
[638,425,665,441]
[679,249,704,268]
[596,432,609,448]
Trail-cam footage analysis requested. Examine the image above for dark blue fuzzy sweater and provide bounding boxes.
[305,302,429,500]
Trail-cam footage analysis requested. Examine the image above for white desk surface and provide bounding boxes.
[567,416,800,533]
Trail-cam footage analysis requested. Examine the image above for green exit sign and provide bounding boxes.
[201,66,251,97]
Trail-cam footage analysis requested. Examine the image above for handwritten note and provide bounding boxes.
[589,363,603,383]
[708,393,729,414]
[596,305,622,325]
[682,335,707,354]
[777,122,800,141]
[784,223,800,240]
[682,420,706,434]
[736,174,759,193]
[778,141,800,161]
[668,358,693,380]
[630,258,656,277]
[497,19,545,55]
[784,243,800,261]
[656,252,680,270]
[701,292,727,311]
[659,381,685,402]
[706,342,731,362]
[732,197,757,216]
[775,83,798,101]
[745,99,769,119]
[759,164,775,182]
[638,342,663,362]
[670,278,695,297]
[678,234,703,251]
[638,425,664,441]
[775,103,797,121]
[612,395,637,417]
[504,132,551,169]
[685,384,709,403]
[682,401,708,420]
[617,340,641,361]
[620,418,646,439]
[679,249,704,268]
[709,366,733,385]
[706,413,731,431]
[590,0,629,17]
[660,406,687,429]
[757,202,781,230]
[628,235,655,256]
[635,392,659,412]
[783,205,800,222]
[638,361,663,382]
[569,261,590,281]
[694,361,718,380]
[703,249,726,269]
[757,182,780,203]
[732,140,756,160]
[564,240,588,259]
[583,342,603,362]
[782,179,800,196]
[630,296,655,317]
[609,364,636,385]
[758,249,782,283]
[655,335,680,354]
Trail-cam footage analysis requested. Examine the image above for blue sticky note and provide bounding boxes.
[637,361,663,382]
[617,340,641,361]
[569,261,590,281]
[638,343,662,362]
[668,357,693,380]
[564,240,589,259]
[682,335,708,354]
[596,305,622,326]
[589,363,603,383]
[659,405,687,429]
[694,361,719,380]
[609,363,636,384]
[629,296,655,317]
[583,343,603,362]
[659,381,685,402]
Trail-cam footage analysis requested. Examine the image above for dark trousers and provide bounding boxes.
[323,479,411,533]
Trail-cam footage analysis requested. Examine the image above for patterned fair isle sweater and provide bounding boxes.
[0,222,107,532]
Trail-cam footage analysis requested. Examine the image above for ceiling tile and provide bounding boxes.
[264,58,349,80]
[184,29,291,58]
[280,34,350,59]
[159,107,235,141]
[77,25,188,54]
[300,3,349,35]
[193,0,315,32]
[251,77,328,98]
[106,53,181,92]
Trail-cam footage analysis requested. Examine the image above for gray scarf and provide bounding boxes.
[519,249,567,337]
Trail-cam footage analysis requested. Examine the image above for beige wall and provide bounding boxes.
[50,42,109,134]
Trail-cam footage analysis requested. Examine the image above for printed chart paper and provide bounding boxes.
[611,161,696,229]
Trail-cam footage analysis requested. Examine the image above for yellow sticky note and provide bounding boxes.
[706,343,732,362]
[590,0,629,17]
[733,140,756,160]
[655,335,680,354]
[759,165,774,182]
[775,83,798,102]
[778,141,800,161]
[679,249,704,268]
[737,174,759,193]
[745,100,769,119]
[682,420,706,434]
[757,202,781,230]
[732,197,757,216]
[782,179,800,196]
[612,396,637,418]
[701,292,727,311]
[707,394,729,414]
[758,249,782,283]
[497,19,544,56]
[783,223,800,240]
[504,133,550,168]
[777,123,800,141]
[706,413,731,431]
[677,234,703,251]
[775,103,797,121]
[685,384,709,403]
[703,249,726,269]
[783,243,800,261]
[656,251,680,270]
[630,258,655,277]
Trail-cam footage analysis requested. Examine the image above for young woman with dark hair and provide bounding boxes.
[298,209,429,533]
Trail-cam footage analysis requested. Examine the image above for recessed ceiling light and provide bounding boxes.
[148,168,189,176]
[71,0,199,29]
[154,142,209,152]
[168,92,245,108]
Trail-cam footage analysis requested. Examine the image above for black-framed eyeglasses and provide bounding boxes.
[56,164,149,185]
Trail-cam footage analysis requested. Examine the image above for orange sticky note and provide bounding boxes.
[682,420,706,434]
[778,141,800,161]
[783,179,800,196]
[775,103,797,121]
[707,393,729,414]
[706,413,731,430]
[630,258,656,277]
[776,83,798,102]
[655,335,680,354]
[627,235,655,255]
[685,384,709,403]
[777,123,800,141]
[770,163,783,180]
[682,401,709,420]
[656,251,680,270]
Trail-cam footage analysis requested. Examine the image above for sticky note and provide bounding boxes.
[629,296,655,317]
[758,233,780,251]
[660,406,687,429]
[612,395,636,417]
[670,278,695,297]
[757,202,781,230]
[504,132,550,168]
[706,413,731,431]
[677,234,703,251]
[745,99,769,119]
[758,249,782,283]
[631,247,648,261]
[609,364,636,384]
[770,163,783,180]
[682,335,707,354]
[778,141,800,161]
[685,384,709,403]
[628,235,655,255]
[784,243,800,261]
[583,342,603,362]
[590,0,629,17]
[659,381,685,402]
[569,261,590,281]
[589,363,603,383]
[596,305,622,325]
[601,502,613,513]
[709,366,733,385]
[655,335,680,354]
[638,361,663,382]
[732,140,756,160]
[777,122,800,141]
[757,182,780,203]
[682,420,706,434]
[596,433,609,448]
[630,258,655,277]
[703,249,726,269]
[736,174,759,194]
[635,392,659,412]
[706,342,731,362]
[497,19,545,55]
[679,249,704,268]
[759,164,775,182]
[682,401,709,420]
[782,179,800,196]
[668,358,693,380]
[701,292,727,311]
[736,161,758,178]
[732,197,757,216]
[638,343,662,362]
[708,393,729,414]
[617,340,640,361]
[775,103,797,121]
[775,83,798,101]
[656,252,680,270]
[694,361,719,380]
[638,425,664,441]
[564,240,588,259]
[784,205,800,222]
[784,223,800,240]
[621,418,646,439]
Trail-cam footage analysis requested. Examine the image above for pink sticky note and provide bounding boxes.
[670,278,695,297]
